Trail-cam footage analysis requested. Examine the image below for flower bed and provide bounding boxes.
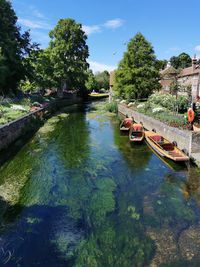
[0,95,55,125]
[129,93,189,129]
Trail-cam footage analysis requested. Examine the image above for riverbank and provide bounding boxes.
[118,103,200,166]
[0,97,82,153]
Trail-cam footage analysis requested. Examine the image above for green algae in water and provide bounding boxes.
[0,101,200,266]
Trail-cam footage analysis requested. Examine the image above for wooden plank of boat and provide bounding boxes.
[193,124,200,132]
[145,131,189,162]
[129,123,145,142]
[120,117,133,131]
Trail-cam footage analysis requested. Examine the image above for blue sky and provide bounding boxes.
[12,0,200,73]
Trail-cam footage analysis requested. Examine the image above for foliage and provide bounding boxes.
[148,93,188,113]
[86,70,110,92]
[94,71,110,91]
[49,18,89,92]
[114,32,161,100]
[105,101,118,113]
[170,52,192,69]
[156,59,168,70]
[85,70,98,92]
[135,93,188,128]
[170,79,179,95]
[0,0,38,94]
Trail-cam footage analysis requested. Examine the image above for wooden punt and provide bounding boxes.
[145,131,189,162]
[120,117,133,131]
[129,123,145,142]
[193,124,200,132]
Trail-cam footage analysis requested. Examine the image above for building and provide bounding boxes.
[178,56,200,101]
[160,62,178,93]
[160,56,200,102]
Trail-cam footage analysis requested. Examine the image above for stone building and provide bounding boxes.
[160,62,178,93]
[178,56,200,101]
[160,56,200,102]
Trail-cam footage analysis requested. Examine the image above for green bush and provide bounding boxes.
[105,102,118,113]
[148,93,188,113]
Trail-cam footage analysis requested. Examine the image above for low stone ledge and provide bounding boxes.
[0,97,82,152]
[118,103,200,158]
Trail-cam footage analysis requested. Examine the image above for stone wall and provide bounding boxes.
[118,103,198,156]
[191,132,200,153]
[0,97,82,152]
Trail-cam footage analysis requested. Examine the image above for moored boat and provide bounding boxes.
[129,123,144,142]
[145,131,189,162]
[120,117,133,131]
[193,123,200,132]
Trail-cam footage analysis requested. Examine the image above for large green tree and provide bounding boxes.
[114,33,161,100]
[0,0,36,93]
[23,48,55,91]
[170,52,191,69]
[48,18,89,95]
[95,71,110,91]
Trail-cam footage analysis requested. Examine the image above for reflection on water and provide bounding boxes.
[0,101,200,266]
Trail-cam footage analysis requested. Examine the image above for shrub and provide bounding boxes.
[105,102,118,113]
[148,93,188,113]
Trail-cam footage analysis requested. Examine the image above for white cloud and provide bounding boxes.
[195,45,200,51]
[82,25,101,35]
[89,61,116,73]
[30,6,45,19]
[18,18,51,30]
[104,19,124,29]
[82,18,124,36]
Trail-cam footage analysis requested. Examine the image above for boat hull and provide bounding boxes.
[145,131,189,162]
[129,123,144,142]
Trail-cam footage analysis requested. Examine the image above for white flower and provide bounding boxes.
[127,102,134,107]
[11,105,27,111]
[152,107,164,113]
[137,103,145,108]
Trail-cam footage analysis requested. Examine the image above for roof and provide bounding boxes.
[160,66,178,77]
[179,66,200,77]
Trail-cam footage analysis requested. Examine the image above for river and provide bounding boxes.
[0,101,200,267]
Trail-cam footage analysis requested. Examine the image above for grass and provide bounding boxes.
[105,101,118,113]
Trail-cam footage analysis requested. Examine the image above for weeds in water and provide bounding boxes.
[105,102,118,113]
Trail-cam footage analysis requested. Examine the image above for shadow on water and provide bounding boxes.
[0,197,85,267]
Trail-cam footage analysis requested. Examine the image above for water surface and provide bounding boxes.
[0,101,200,267]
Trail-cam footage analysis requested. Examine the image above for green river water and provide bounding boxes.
[0,101,200,267]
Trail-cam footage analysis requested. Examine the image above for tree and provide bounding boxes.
[95,71,110,91]
[0,0,37,94]
[48,18,89,96]
[85,70,98,92]
[170,53,191,69]
[155,59,167,70]
[114,33,161,100]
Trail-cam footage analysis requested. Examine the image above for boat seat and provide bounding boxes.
[151,135,163,142]
[161,143,174,151]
